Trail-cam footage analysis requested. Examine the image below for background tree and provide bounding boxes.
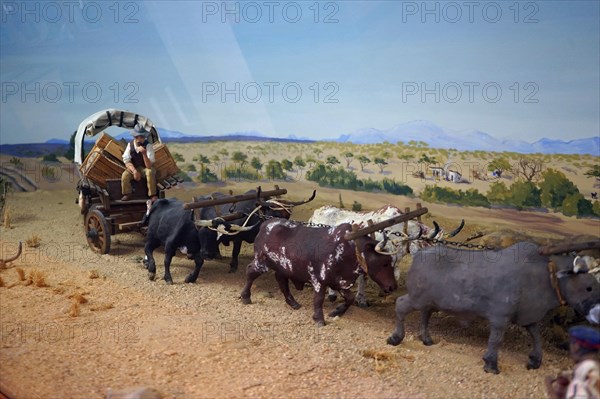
[282,159,293,172]
[418,153,437,174]
[326,155,340,167]
[513,157,543,182]
[584,165,600,179]
[250,157,263,175]
[194,154,210,176]
[374,157,388,173]
[293,156,306,176]
[8,157,23,168]
[231,151,248,170]
[539,169,579,209]
[486,181,511,205]
[344,152,354,169]
[265,160,286,180]
[487,157,511,178]
[172,152,185,163]
[510,181,541,209]
[357,155,371,171]
[64,131,77,161]
[562,193,594,217]
[305,155,317,169]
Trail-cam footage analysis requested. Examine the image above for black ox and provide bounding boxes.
[194,189,316,273]
[142,198,250,284]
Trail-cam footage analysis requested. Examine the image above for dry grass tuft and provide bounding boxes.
[52,286,65,295]
[361,349,401,373]
[361,349,396,361]
[90,303,114,311]
[88,270,100,279]
[15,267,25,281]
[0,276,4,287]
[27,269,48,287]
[3,207,12,228]
[69,300,80,317]
[69,292,88,304]
[26,234,41,248]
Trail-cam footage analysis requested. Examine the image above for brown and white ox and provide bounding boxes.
[240,218,398,326]
[308,205,464,306]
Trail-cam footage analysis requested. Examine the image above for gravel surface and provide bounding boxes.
[0,188,579,399]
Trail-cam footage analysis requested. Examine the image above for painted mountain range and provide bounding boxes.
[336,120,599,156]
[2,121,598,157]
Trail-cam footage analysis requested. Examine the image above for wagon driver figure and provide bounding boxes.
[121,123,158,202]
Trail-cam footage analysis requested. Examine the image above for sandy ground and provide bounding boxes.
[0,149,598,399]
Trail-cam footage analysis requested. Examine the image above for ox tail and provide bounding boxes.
[140,199,162,226]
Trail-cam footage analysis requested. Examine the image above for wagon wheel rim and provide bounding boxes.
[84,209,111,254]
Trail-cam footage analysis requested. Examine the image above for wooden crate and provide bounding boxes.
[79,147,126,188]
[104,140,125,161]
[153,143,180,181]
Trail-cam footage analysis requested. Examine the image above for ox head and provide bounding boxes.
[256,188,316,219]
[346,225,398,294]
[553,255,600,324]
[195,217,260,241]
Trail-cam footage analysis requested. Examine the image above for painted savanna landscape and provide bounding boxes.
[0,135,599,398]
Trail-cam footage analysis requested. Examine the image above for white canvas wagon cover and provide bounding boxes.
[74,109,160,164]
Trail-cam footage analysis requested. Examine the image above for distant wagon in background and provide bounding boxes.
[74,109,181,254]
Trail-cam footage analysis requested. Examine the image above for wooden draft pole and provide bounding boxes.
[344,207,429,241]
[538,241,600,256]
[183,187,287,210]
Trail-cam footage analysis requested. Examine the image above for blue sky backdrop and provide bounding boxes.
[1,0,599,144]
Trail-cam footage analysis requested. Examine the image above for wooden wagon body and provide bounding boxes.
[74,109,182,254]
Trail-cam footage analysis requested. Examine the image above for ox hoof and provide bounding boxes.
[355,300,369,308]
[315,320,325,327]
[386,335,402,346]
[241,297,252,305]
[148,272,156,281]
[228,266,238,273]
[420,336,434,346]
[527,357,542,370]
[327,294,337,303]
[184,275,198,284]
[483,361,500,374]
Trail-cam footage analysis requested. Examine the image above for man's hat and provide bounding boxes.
[131,123,150,137]
[568,326,600,350]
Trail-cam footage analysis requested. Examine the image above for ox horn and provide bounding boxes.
[1,241,22,266]
[276,190,317,206]
[445,219,465,238]
[426,221,440,239]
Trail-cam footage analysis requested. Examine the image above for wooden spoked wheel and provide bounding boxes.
[84,209,111,254]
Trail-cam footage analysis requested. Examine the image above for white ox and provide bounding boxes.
[309,205,463,306]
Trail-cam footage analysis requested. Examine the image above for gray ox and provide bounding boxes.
[386,241,600,374]
[309,205,463,306]
[240,218,398,326]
